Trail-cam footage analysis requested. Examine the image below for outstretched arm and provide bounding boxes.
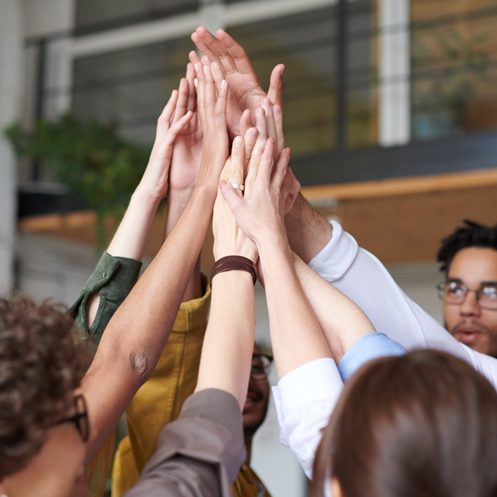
[70,89,192,339]
[81,65,229,460]
[126,125,258,497]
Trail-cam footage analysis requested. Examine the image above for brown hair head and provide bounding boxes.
[0,295,92,477]
[312,349,497,497]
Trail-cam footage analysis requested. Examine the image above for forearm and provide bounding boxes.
[166,187,201,301]
[293,254,375,361]
[84,187,159,328]
[82,184,217,458]
[107,186,160,259]
[195,271,254,408]
[285,193,332,263]
[258,232,331,378]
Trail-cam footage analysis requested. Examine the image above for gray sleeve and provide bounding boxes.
[124,389,245,497]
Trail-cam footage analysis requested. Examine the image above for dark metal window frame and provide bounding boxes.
[19,0,497,218]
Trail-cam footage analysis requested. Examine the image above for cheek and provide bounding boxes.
[444,305,459,331]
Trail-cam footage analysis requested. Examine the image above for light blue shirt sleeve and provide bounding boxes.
[338,332,406,381]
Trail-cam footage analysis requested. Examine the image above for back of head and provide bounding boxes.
[0,295,92,477]
[437,219,497,275]
[312,350,497,497]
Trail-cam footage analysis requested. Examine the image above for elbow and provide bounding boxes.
[129,350,153,384]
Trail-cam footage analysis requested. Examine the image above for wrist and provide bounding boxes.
[133,183,165,209]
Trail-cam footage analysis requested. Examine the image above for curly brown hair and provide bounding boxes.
[0,295,92,477]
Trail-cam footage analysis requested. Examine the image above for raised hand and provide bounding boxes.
[136,88,193,202]
[169,64,203,193]
[213,130,258,262]
[220,137,292,246]
[194,61,229,188]
[190,26,285,136]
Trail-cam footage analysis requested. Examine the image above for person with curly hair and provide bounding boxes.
[436,220,497,356]
[0,63,247,497]
[0,296,92,486]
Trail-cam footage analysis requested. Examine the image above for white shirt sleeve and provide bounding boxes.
[310,220,497,387]
[272,358,343,479]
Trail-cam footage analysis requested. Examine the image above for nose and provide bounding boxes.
[459,289,481,316]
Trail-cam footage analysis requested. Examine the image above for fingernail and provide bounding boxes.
[203,65,209,75]
[221,80,227,89]
[233,136,243,147]
[194,64,199,72]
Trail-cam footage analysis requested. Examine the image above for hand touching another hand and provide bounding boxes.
[220,137,291,247]
[136,87,193,203]
[194,61,229,189]
[169,64,203,193]
[190,27,285,137]
[213,129,258,263]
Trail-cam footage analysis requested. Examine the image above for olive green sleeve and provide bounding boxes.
[69,252,142,343]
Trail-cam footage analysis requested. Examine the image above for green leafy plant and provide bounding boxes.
[5,114,150,245]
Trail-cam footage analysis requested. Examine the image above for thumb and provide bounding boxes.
[268,64,285,107]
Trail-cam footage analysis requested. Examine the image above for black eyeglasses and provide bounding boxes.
[52,394,90,442]
[437,279,497,310]
[251,352,273,380]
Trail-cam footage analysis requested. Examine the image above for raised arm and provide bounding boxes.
[81,64,229,460]
[70,88,194,339]
[126,125,258,497]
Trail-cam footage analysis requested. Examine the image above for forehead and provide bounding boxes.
[448,247,497,284]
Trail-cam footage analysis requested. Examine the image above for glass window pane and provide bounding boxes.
[75,0,199,34]
[411,0,497,140]
[72,37,191,144]
[346,0,378,147]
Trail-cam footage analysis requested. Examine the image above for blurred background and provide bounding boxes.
[2,0,497,495]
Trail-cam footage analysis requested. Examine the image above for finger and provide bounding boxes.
[262,97,277,149]
[227,136,244,187]
[244,134,265,193]
[243,127,258,171]
[215,79,228,116]
[158,89,178,128]
[196,27,237,73]
[188,49,201,66]
[194,62,205,111]
[267,64,285,107]
[167,111,193,141]
[239,109,251,137]
[185,63,196,113]
[216,29,255,75]
[220,179,243,211]
[204,64,215,110]
[173,78,188,122]
[258,138,275,185]
[192,28,222,68]
[273,104,285,152]
[210,61,226,94]
[272,147,291,190]
[255,107,267,143]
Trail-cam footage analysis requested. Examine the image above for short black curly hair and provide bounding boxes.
[0,295,92,477]
[437,219,497,275]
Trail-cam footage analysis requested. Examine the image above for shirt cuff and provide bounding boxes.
[338,332,407,380]
[309,220,359,282]
[273,358,342,416]
[69,252,142,341]
[272,358,343,478]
